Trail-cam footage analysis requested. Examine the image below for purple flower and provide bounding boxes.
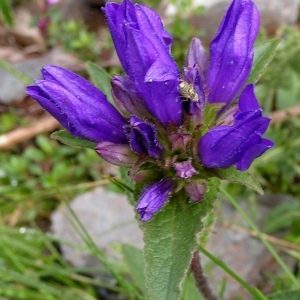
[95,142,137,167]
[198,85,274,171]
[27,66,127,144]
[173,159,198,179]
[125,116,163,159]
[185,182,207,203]
[199,85,274,170]
[206,0,260,106]
[46,0,60,4]
[103,0,182,126]
[136,179,174,222]
[27,0,273,222]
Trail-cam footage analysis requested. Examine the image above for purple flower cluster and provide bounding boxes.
[27,0,273,221]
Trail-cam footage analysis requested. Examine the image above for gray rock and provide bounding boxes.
[0,59,44,104]
[190,0,300,43]
[51,187,143,268]
[0,49,83,104]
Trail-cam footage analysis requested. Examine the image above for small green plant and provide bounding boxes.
[47,8,100,61]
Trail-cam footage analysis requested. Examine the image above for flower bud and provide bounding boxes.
[173,159,198,179]
[95,141,137,167]
[136,179,174,221]
[185,181,207,203]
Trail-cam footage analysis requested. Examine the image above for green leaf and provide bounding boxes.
[141,178,220,300]
[0,0,13,26]
[85,62,113,103]
[122,244,146,295]
[268,290,300,300]
[51,130,96,149]
[181,273,203,300]
[198,210,215,247]
[248,39,280,84]
[213,167,263,195]
[203,103,225,131]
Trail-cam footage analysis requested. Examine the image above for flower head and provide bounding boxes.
[27,0,273,222]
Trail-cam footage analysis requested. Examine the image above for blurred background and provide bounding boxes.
[0,0,300,299]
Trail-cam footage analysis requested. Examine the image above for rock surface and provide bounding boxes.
[51,187,143,268]
[51,187,295,298]
[0,59,44,104]
[0,49,83,104]
[189,0,300,43]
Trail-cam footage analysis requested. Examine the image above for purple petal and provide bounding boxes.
[239,84,260,112]
[27,66,127,144]
[198,109,272,170]
[236,138,274,170]
[137,4,173,50]
[173,159,198,179]
[169,129,192,152]
[185,181,207,203]
[183,65,205,121]
[136,178,174,221]
[26,85,74,132]
[111,75,149,118]
[126,116,163,159]
[135,4,173,55]
[95,141,137,167]
[124,23,182,126]
[103,0,136,75]
[104,0,183,126]
[185,37,208,76]
[41,65,127,131]
[207,0,260,105]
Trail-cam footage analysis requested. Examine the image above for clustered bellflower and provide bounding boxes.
[27,0,273,222]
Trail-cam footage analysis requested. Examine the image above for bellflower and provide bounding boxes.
[27,0,273,222]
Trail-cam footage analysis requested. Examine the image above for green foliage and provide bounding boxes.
[248,39,280,84]
[213,167,263,195]
[0,133,102,224]
[85,62,114,103]
[51,130,97,150]
[167,6,205,66]
[47,8,100,61]
[122,244,146,295]
[254,120,300,196]
[0,226,101,300]
[1,1,299,299]
[181,273,203,300]
[0,0,13,26]
[141,178,220,300]
[268,290,300,300]
[256,27,300,113]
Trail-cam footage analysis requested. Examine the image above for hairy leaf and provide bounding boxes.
[122,244,146,295]
[213,167,263,195]
[248,39,280,84]
[85,62,113,103]
[141,178,220,300]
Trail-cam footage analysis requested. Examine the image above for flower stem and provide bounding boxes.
[190,250,219,300]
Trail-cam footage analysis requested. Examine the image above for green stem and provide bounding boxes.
[198,245,267,300]
[220,187,300,289]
